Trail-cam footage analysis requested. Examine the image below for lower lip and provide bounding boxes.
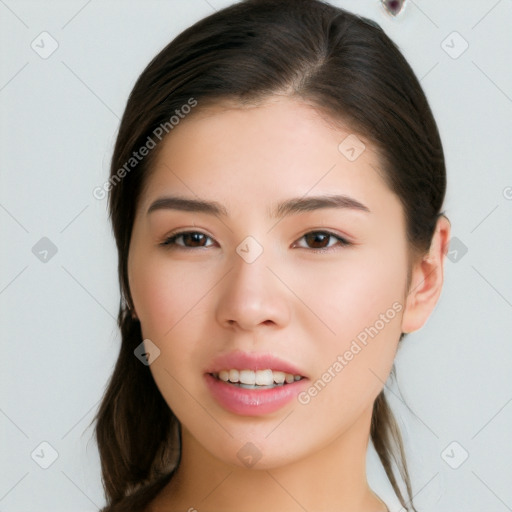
[205,373,308,416]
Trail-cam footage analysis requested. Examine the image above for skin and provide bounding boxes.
[127,95,450,512]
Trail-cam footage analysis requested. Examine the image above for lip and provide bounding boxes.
[205,373,308,416]
[204,351,308,416]
[204,350,307,377]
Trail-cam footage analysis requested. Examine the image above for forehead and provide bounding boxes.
[139,96,397,218]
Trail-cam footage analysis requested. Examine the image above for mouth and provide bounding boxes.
[209,368,305,389]
[204,351,308,415]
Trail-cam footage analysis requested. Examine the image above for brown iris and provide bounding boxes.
[303,232,332,249]
[181,232,209,247]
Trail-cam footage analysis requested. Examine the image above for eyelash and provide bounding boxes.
[160,230,351,253]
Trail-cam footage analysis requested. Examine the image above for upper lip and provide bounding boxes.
[205,350,308,378]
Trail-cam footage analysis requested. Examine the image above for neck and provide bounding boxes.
[152,404,387,512]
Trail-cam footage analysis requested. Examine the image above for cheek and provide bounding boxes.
[130,252,214,341]
[289,244,407,396]
[291,247,406,332]
[129,254,213,413]
[130,253,219,405]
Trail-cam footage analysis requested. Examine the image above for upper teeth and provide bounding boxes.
[216,369,302,386]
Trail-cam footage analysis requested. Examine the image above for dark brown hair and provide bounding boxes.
[93,1,446,510]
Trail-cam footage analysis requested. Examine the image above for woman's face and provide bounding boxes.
[128,96,409,469]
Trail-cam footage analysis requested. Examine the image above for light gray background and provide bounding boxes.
[1,1,511,511]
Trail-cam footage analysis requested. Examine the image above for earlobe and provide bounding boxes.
[401,215,451,334]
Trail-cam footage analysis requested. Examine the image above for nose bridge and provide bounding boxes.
[233,238,269,293]
[228,236,273,308]
[215,235,290,330]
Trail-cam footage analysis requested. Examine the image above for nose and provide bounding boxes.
[215,246,291,332]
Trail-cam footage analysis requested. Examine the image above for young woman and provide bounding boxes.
[94,1,450,510]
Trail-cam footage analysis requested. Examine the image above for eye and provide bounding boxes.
[293,231,351,251]
[160,231,215,249]
[160,230,350,252]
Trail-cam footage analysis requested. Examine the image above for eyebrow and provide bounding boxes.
[147,194,370,218]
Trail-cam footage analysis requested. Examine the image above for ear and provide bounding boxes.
[401,215,451,334]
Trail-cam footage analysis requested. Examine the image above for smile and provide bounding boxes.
[205,371,308,416]
[212,368,304,389]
